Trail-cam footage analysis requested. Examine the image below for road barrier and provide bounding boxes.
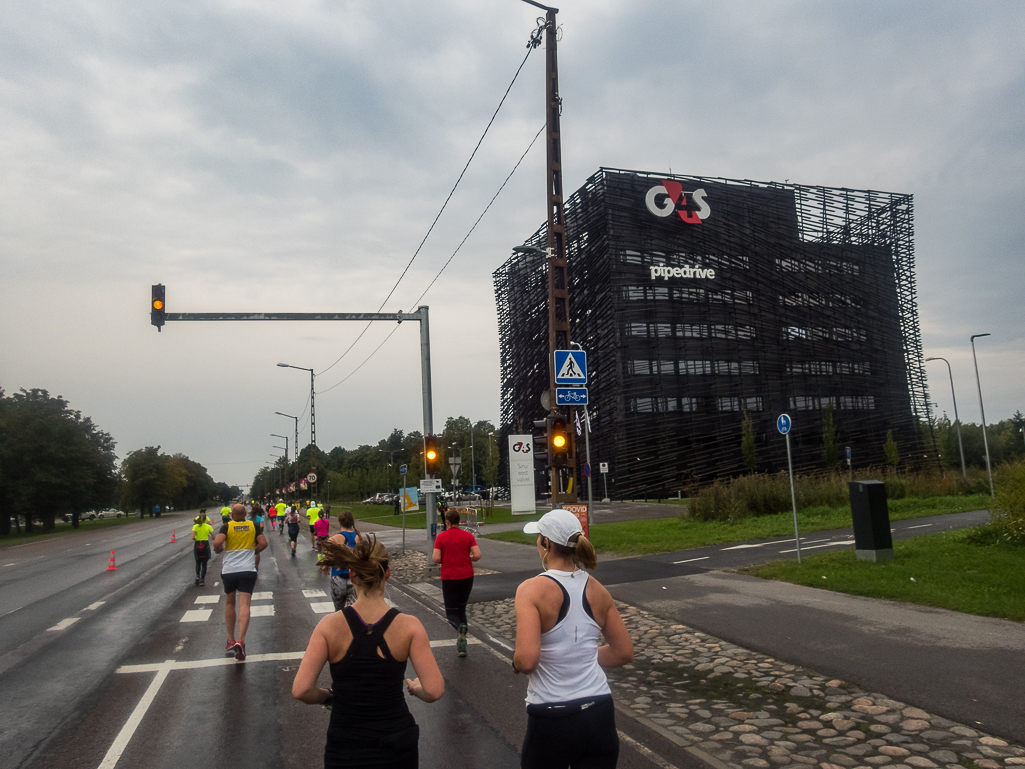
[106,551,118,571]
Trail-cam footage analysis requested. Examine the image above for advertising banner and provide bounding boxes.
[508,434,536,515]
[399,486,419,512]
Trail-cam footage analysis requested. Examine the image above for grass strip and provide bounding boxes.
[742,530,1025,622]
[484,494,991,553]
[355,506,544,528]
[1,514,170,548]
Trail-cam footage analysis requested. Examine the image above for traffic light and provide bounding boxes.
[550,415,570,468]
[532,418,550,467]
[424,434,440,476]
[151,284,166,331]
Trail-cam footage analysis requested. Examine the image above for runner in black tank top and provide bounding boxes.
[325,607,418,768]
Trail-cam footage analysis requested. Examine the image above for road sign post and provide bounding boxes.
[777,414,802,564]
[400,465,407,552]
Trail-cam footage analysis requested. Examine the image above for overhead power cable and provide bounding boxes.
[317,38,540,379]
[317,122,545,396]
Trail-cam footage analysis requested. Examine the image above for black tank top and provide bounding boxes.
[325,607,418,767]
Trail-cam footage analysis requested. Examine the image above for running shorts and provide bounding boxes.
[222,571,258,595]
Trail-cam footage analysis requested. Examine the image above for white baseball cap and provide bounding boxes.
[523,509,583,547]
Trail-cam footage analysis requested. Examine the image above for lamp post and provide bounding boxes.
[925,357,966,479]
[379,449,402,503]
[278,363,316,496]
[969,334,995,498]
[275,411,299,502]
[271,434,289,497]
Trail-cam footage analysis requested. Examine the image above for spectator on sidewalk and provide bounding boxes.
[432,509,481,657]
[512,509,634,769]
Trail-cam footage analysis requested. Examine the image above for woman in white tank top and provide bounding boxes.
[512,510,634,769]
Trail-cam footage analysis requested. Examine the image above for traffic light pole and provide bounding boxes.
[152,296,437,551]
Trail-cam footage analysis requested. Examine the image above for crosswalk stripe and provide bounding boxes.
[194,595,220,604]
[251,591,273,601]
[180,609,213,623]
[310,602,335,614]
[302,589,326,598]
[250,604,275,617]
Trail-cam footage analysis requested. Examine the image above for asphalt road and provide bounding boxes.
[1,514,703,769]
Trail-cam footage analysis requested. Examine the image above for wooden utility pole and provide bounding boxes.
[537,4,578,505]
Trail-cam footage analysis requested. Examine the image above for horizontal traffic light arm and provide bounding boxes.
[163,312,413,322]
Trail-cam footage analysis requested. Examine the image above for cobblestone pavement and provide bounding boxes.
[466,597,1024,769]
[388,548,498,583]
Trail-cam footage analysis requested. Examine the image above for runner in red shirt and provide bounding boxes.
[432,509,481,657]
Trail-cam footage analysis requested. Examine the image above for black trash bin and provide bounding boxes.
[848,480,894,562]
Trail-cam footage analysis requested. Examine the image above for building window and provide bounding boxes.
[776,257,860,276]
[628,360,651,375]
[716,396,763,412]
[784,327,867,342]
[787,361,871,375]
[680,360,712,375]
[790,395,875,410]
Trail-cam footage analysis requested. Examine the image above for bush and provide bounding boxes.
[687,480,744,521]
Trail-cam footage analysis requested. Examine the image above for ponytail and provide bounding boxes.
[318,533,389,591]
[551,533,598,570]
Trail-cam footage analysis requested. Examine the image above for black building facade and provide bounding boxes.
[494,168,931,498]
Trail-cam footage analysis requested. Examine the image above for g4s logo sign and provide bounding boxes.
[645,180,711,224]
[511,441,531,454]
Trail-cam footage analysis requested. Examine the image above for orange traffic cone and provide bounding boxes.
[106,551,118,571]
[170,530,177,543]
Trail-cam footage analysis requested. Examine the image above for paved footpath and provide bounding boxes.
[381,524,1025,769]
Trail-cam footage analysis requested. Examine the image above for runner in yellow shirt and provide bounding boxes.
[213,504,267,661]
[191,510,214,586]
[306,502,321,551]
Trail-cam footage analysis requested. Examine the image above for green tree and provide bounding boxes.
[883,430,900,468]
[121,446,174,517]
[0,388,118,534]
[741,410,757,474]
[821,404,840,471]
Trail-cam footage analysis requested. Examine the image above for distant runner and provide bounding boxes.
[213,503,267,661]
[314,510,331,561]
[327,511,360,609]
[220,505,232,525]
[307,502,321,551]
[191,509,213,587]
[284,506,302,557]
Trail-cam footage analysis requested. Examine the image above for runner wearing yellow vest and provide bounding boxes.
[213,504,267,661]
[306,503,321,550]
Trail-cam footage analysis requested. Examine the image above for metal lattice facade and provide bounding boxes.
[494,168,930,499]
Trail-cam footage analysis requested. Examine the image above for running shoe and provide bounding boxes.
[234,641,246,661]
[194,578,199,586]
[456,624,467,657]
[225,639,236,657]
[199,579,205,586]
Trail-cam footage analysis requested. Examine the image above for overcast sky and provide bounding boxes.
[2,0,1022,487]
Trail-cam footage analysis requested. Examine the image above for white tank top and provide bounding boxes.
[525,569,611,705]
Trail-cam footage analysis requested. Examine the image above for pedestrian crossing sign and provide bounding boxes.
[554,350,587,384]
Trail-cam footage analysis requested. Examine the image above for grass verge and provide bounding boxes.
[355,506,544,528]
[0,514,169,548]
[742,530,1025,622]
[484,494,991,553]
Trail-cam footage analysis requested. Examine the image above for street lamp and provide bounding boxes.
[275,411,299,503]
[379,449,402,499]
[271,434,289,496]
[969,334,995,498]
[278,363,316,494]
[925,357,967,479]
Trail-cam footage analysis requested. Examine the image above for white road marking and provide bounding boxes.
[117,651,305,674]
[310,602,335,614]
[250,604,275,617]
[673,556,710,564]
[3,563,16,568]
[251,591,273,601]
[906,524,933,529]
[48,617,79,631]
[429,638,483,648]
[193,595,220,604]
[487,634,513,651]
[179,609,212,623]
[98,662,173,769]
[618,730,682,769]
[302,589,326,598]
[720,541,785,551]
[85,601,106,611]
[778,541,854,554]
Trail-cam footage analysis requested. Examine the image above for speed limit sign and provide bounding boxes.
[306,473,317,483]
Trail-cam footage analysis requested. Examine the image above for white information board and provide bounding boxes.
[508,434,536,515]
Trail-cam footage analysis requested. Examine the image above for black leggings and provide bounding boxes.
[194,546,209,579]
[521,696,618,769]
[440,577,473,631]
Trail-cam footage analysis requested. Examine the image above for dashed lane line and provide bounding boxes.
[778,540,854,554]
[673,556,710,564]
[85,601,106,611]
[48,617,80,631]
[98,662,173,769]
[906,523,934,529]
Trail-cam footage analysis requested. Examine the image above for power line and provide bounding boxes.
[317,39,539,378]
[317,123,545,396]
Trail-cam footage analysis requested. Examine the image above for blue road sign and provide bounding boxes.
[556,387,588,405]
[554,350,587,384]
[399,463,408,475]
[845,447,851,460]
[777,414,792,435]
[584,462,591,477]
